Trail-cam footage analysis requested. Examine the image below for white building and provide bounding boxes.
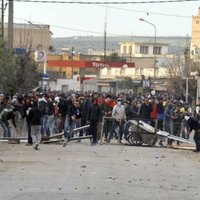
[119,41,173,79]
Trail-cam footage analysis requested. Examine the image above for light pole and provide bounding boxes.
[191,71,200,105]
[139,18,157,87]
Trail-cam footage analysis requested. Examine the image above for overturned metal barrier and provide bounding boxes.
[0,137,27,144]
[128,120,195,146]
[157,131,195,144]
[128,120,157,146]
[42,125,91,144]
[43,135,93,144]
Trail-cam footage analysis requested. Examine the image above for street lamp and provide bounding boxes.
[191,71,200,105]
[139,18,157,87]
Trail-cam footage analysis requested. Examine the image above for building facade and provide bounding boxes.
[119,41,171,79]
[45,54,135,91]
[191,8,200,61]
[4,23,51,51]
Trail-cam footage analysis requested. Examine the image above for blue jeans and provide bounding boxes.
[46,115,56,135]
[0,119,7,137]
[31,125,41,145]
[103,118,112,139]
[64,117,81,140]
[41,115,49,136]
[108,119,124,141]
[124,121,132,141]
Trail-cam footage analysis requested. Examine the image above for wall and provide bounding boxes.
[191,8,200,60]
[4,23,51,52]
[82,80,98,92]
[48,78,80,92]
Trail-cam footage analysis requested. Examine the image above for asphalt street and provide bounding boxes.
[0,141,200,200]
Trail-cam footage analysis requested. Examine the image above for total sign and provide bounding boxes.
[35,50,46,62]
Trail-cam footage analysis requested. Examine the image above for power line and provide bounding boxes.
[64,0,192,18]
[100,5,191,18]
[8,0,200,4]
[13,16,133,36]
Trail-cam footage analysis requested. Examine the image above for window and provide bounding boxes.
[153,46,161,55]
[196,20,199,24]
[123,46,127,54]
[140,46,148,54]
[128,46,132,54]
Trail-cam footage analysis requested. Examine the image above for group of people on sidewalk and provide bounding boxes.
[0,90,200,152]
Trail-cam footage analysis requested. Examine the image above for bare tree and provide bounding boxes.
[118,76,133,93]
[163,52,196,101]
[15,51,40,92]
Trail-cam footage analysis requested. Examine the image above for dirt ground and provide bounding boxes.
[0,141,200,200]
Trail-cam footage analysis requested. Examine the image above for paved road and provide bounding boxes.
[0,141,200,200]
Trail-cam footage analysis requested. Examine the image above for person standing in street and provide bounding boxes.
[164,102,174,147]
[108,98,126,143]
[123,100,134,143]
[140,98,152,125]
[28,101,42,150]
[63,101,81,147]
[24,97,33,146]
[185,115,200,152]
[88,98,102,145]
[1,99,16,138]
[57,94,69,133]
[101,94,113,141]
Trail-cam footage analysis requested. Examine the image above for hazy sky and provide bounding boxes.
[5,0,200,37]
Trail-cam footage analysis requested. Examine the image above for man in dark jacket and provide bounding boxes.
[63,101,81,147]
[57,95,68,133]
[28,101,42,150]
[80,96,91,136]
[2,107,17,137]
[123,100,134,142]
[185,116,200,152]
[88,98,102,145]
[140,98,152,124]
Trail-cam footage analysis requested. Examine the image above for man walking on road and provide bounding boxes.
[28,101,42,150]
[88,98,102,145]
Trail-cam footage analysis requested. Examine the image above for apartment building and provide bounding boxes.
[119,41,171,79]
[4,23,51,51]
[191,8,200,61]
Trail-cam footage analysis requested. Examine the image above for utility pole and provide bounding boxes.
[0,0,4,39]
[8,0,13,48]
[71,46,74,61]
[139,18,157,87]
[103,7,108,63]
[184,47,190,103]
[102,7,108,79]
[103,14,107,63]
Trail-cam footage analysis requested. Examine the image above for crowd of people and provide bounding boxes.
[0,90,199,152]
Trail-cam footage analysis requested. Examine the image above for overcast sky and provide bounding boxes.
[5,0,200,37]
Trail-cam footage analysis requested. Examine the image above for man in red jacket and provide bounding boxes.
[150,98,158,129]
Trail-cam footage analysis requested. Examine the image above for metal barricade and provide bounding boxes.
[100,116,125,144]
[100,117,157,146]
